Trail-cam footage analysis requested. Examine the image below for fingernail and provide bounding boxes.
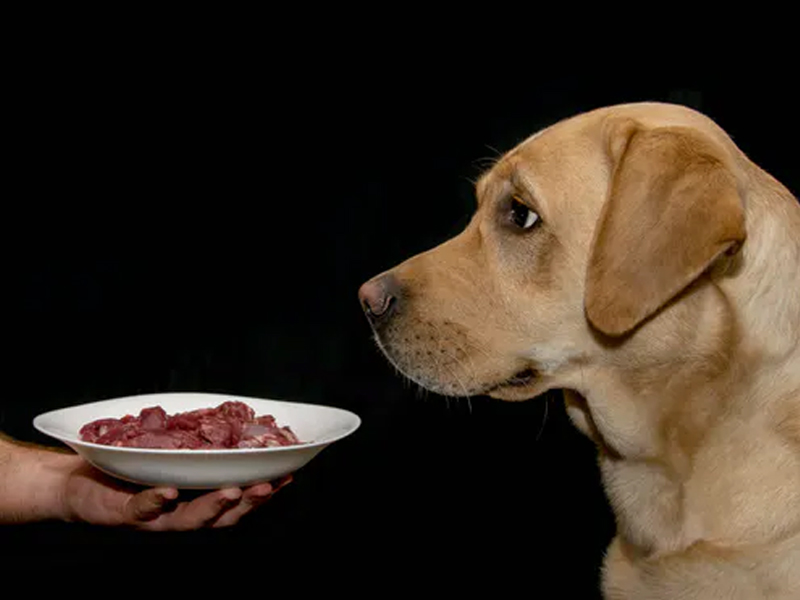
[252,484,274,498]
[157,488,178,502]
[220,489,242,503]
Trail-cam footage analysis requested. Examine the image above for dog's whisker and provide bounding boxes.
[535,395,549,442]
[428,320,479,400]
[484,144,503,158]
[373,334,432,399]
[441,361,473,403]
[468,339,497,365]
[426,322,457,396]
[455,338,486,400]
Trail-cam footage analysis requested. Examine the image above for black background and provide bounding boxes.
[3,20,797,592]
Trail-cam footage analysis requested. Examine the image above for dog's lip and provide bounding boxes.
[483,368,538,394]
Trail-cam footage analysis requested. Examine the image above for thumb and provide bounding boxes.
[124,488,178,523]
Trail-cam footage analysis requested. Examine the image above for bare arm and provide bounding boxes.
[0,433,75,523]
[0,433,290,528]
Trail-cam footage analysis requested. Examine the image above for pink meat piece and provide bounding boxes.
[277,426,300,445]
[255,415,277,427]
[123,432,185,449]
[198,416,235,447]
[167,411,201,431]
[124,430,207,449]
[217,401,255,423]
[80,401,301,449]
[95,421,143,446]
[79,418,123,443]
[238,422,301,448]
[140,406,167,431]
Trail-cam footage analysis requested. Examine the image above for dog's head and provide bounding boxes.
[358,103,746,401]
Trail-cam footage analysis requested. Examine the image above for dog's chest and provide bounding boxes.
[599,456,691,555]
[568,390,800,554]
[685,420,800,545]
[599,424,800,557]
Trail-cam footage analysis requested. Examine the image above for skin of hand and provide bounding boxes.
[0,435,292,529]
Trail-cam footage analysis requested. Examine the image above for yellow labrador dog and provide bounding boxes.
[359,103,800,599]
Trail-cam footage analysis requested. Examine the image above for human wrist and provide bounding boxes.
[0,440,81,523]
[34,448,82,522]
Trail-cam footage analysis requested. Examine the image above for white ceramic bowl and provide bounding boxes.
[33,392,361,489]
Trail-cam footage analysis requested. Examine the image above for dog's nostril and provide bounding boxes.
[362,297,391,320]
[376,295,396,317]
[358,275,400,322]
[364,294,391,318]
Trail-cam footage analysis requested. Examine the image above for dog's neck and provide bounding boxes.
[581,166,800,458]
[725,166,800,367]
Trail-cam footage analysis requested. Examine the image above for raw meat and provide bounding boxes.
[79,401,301,449]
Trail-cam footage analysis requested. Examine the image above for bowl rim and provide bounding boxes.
[33,392,362,455]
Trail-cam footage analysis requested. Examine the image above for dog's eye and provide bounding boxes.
[510,195,540,230]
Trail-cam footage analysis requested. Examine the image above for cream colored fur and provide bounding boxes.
[362,103,800,598]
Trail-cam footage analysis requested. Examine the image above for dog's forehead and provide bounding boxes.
[476,159,515,200]
[476,124,580,203]
[475,102,735,200]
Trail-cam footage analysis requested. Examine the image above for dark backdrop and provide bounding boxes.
[4,27,797,592]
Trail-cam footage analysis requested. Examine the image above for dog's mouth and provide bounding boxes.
[484,368,539,394]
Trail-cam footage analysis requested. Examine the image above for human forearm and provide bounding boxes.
[0,435,76,524]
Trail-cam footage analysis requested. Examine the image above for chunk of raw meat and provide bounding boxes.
[237,422,300,448]
[79,401,301,449]
[139,407,167,431]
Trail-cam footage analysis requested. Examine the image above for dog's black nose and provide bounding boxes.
[358,274,400,324]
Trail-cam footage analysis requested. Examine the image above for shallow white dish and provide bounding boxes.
[33,392,361,489]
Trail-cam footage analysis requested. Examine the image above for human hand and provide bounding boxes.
[60,459,292,530]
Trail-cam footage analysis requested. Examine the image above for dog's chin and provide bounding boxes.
[375,333,546,400]
[409,367,545,401]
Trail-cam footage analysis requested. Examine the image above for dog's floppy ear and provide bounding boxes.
[585,121,746,337]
